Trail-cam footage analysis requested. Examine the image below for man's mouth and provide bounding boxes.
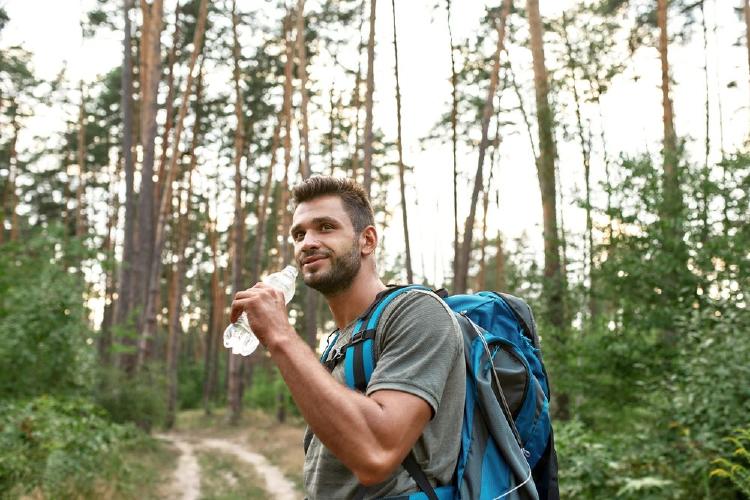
[302,254,328,266]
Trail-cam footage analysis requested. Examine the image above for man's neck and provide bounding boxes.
[325,270,387,329]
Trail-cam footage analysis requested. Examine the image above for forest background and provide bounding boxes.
[0,0,749,498]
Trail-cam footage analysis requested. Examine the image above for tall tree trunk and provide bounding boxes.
[228,0,247,425]
[561,12,595,318]
[280,11,294,265]
[700,1,711,243]
[362,0,376,197]
[137,0,208,370]
[115,0,137,338]
[203,212,222,414]
[478,121,501,291]
[250,118,280,284]
[296,0,311,178]
[156,4,182,214]
[99,153,121,365]
[446,0,459,286]
[495,231,507,291]
[132,0,164,355]
[166,158,194,429]
[75,82,87,238]
[454,0,511,294]
[390,0,413,283]
[527,0,564,329]
[658,0,679,219]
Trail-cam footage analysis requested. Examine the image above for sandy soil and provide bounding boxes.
[157,433,299,500]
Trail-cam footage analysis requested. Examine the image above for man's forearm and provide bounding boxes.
[266,328,396,481]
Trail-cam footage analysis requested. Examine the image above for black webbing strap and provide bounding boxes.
[352,452,438,500]
[402,452,438,500]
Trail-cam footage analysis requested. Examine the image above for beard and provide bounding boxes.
[299,240,362,297]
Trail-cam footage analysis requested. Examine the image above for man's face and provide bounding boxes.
[290,195,362,296]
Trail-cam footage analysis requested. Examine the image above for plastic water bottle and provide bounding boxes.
[223,265,298,356]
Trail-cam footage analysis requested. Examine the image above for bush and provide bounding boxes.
[0,395,137,498]
[93,365,167,432]
[0,231,94,399]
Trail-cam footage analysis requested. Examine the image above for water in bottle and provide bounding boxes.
[223,265,298,356]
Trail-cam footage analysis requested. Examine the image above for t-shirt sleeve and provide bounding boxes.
[365,290,462,416]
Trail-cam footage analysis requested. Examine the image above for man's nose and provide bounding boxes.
[299,231,321,251]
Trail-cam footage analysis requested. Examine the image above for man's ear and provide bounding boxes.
[360,225,378,256]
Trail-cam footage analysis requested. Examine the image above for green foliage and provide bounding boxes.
[93,365,167,432]
[178,360,207,410]
[711,427,750,497]
[0,395,137,498]
[245,365,299,417]
[0,228,94,399]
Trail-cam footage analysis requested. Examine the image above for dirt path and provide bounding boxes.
[158,434,299,500]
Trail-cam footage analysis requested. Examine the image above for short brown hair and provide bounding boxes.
[291,176,374,233]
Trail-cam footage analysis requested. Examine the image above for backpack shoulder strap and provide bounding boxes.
[337,284,431,392]
[497,292,541,350]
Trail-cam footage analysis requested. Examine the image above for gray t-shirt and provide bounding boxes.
[303,289,465,499]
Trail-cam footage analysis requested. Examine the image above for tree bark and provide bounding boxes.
[99,153,120,365]
[478,121,501,291]
[203,211,223,414]
[527,0,564,329]
[165,155,194,429]
[391,0,413,283]
[137,0,208,370]
[115,0,137,336]
[446,0,459,287]
[561,12,595,318]
[454,0,511,294]
[362,0,377,197]
[296,0,311,179]
[250,118,280,284]
[658,0,679,218]
[132,0,164,353]
[495,231,507,291]
[156,4,182,214]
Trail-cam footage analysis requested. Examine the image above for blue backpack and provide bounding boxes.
[320,286,558,500]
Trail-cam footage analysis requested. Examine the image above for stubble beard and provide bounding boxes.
[301,240,362,297]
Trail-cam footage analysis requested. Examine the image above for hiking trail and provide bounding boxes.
[157,433,299,500]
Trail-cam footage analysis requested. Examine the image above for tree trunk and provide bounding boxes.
[362,0,376,197]
[99,153,120,365]
[156,4,182,214]
[561,12,595,318]
[296,0,311,178]
[137,0,208,370]
[280,11,294,265]
[115,0,137,338]
[454,0,511,294]
[165,158,194,429]
[75,82,87,238]
[495,231,507,291]
[527,0,564,329]
[250,118,280,284]
[133,0,164,354]
[658,0,679,219]
[478,121,500,291]
[391,0,413,283]
[203,211,222,414]
[446,0,459,287]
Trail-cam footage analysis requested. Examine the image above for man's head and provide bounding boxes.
[290,176,377,296]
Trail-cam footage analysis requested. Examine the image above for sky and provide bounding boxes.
[1,0,748,294]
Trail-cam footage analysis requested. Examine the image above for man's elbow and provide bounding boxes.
[353,450,401,486]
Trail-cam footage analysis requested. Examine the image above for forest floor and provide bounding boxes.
[152,408,306,500]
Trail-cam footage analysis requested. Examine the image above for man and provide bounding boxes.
[230,176,465,499]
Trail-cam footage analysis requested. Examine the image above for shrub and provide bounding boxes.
[0,395,137,498]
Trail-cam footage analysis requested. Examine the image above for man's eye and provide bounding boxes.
[293,232,305,241]
[321,224,333,231]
